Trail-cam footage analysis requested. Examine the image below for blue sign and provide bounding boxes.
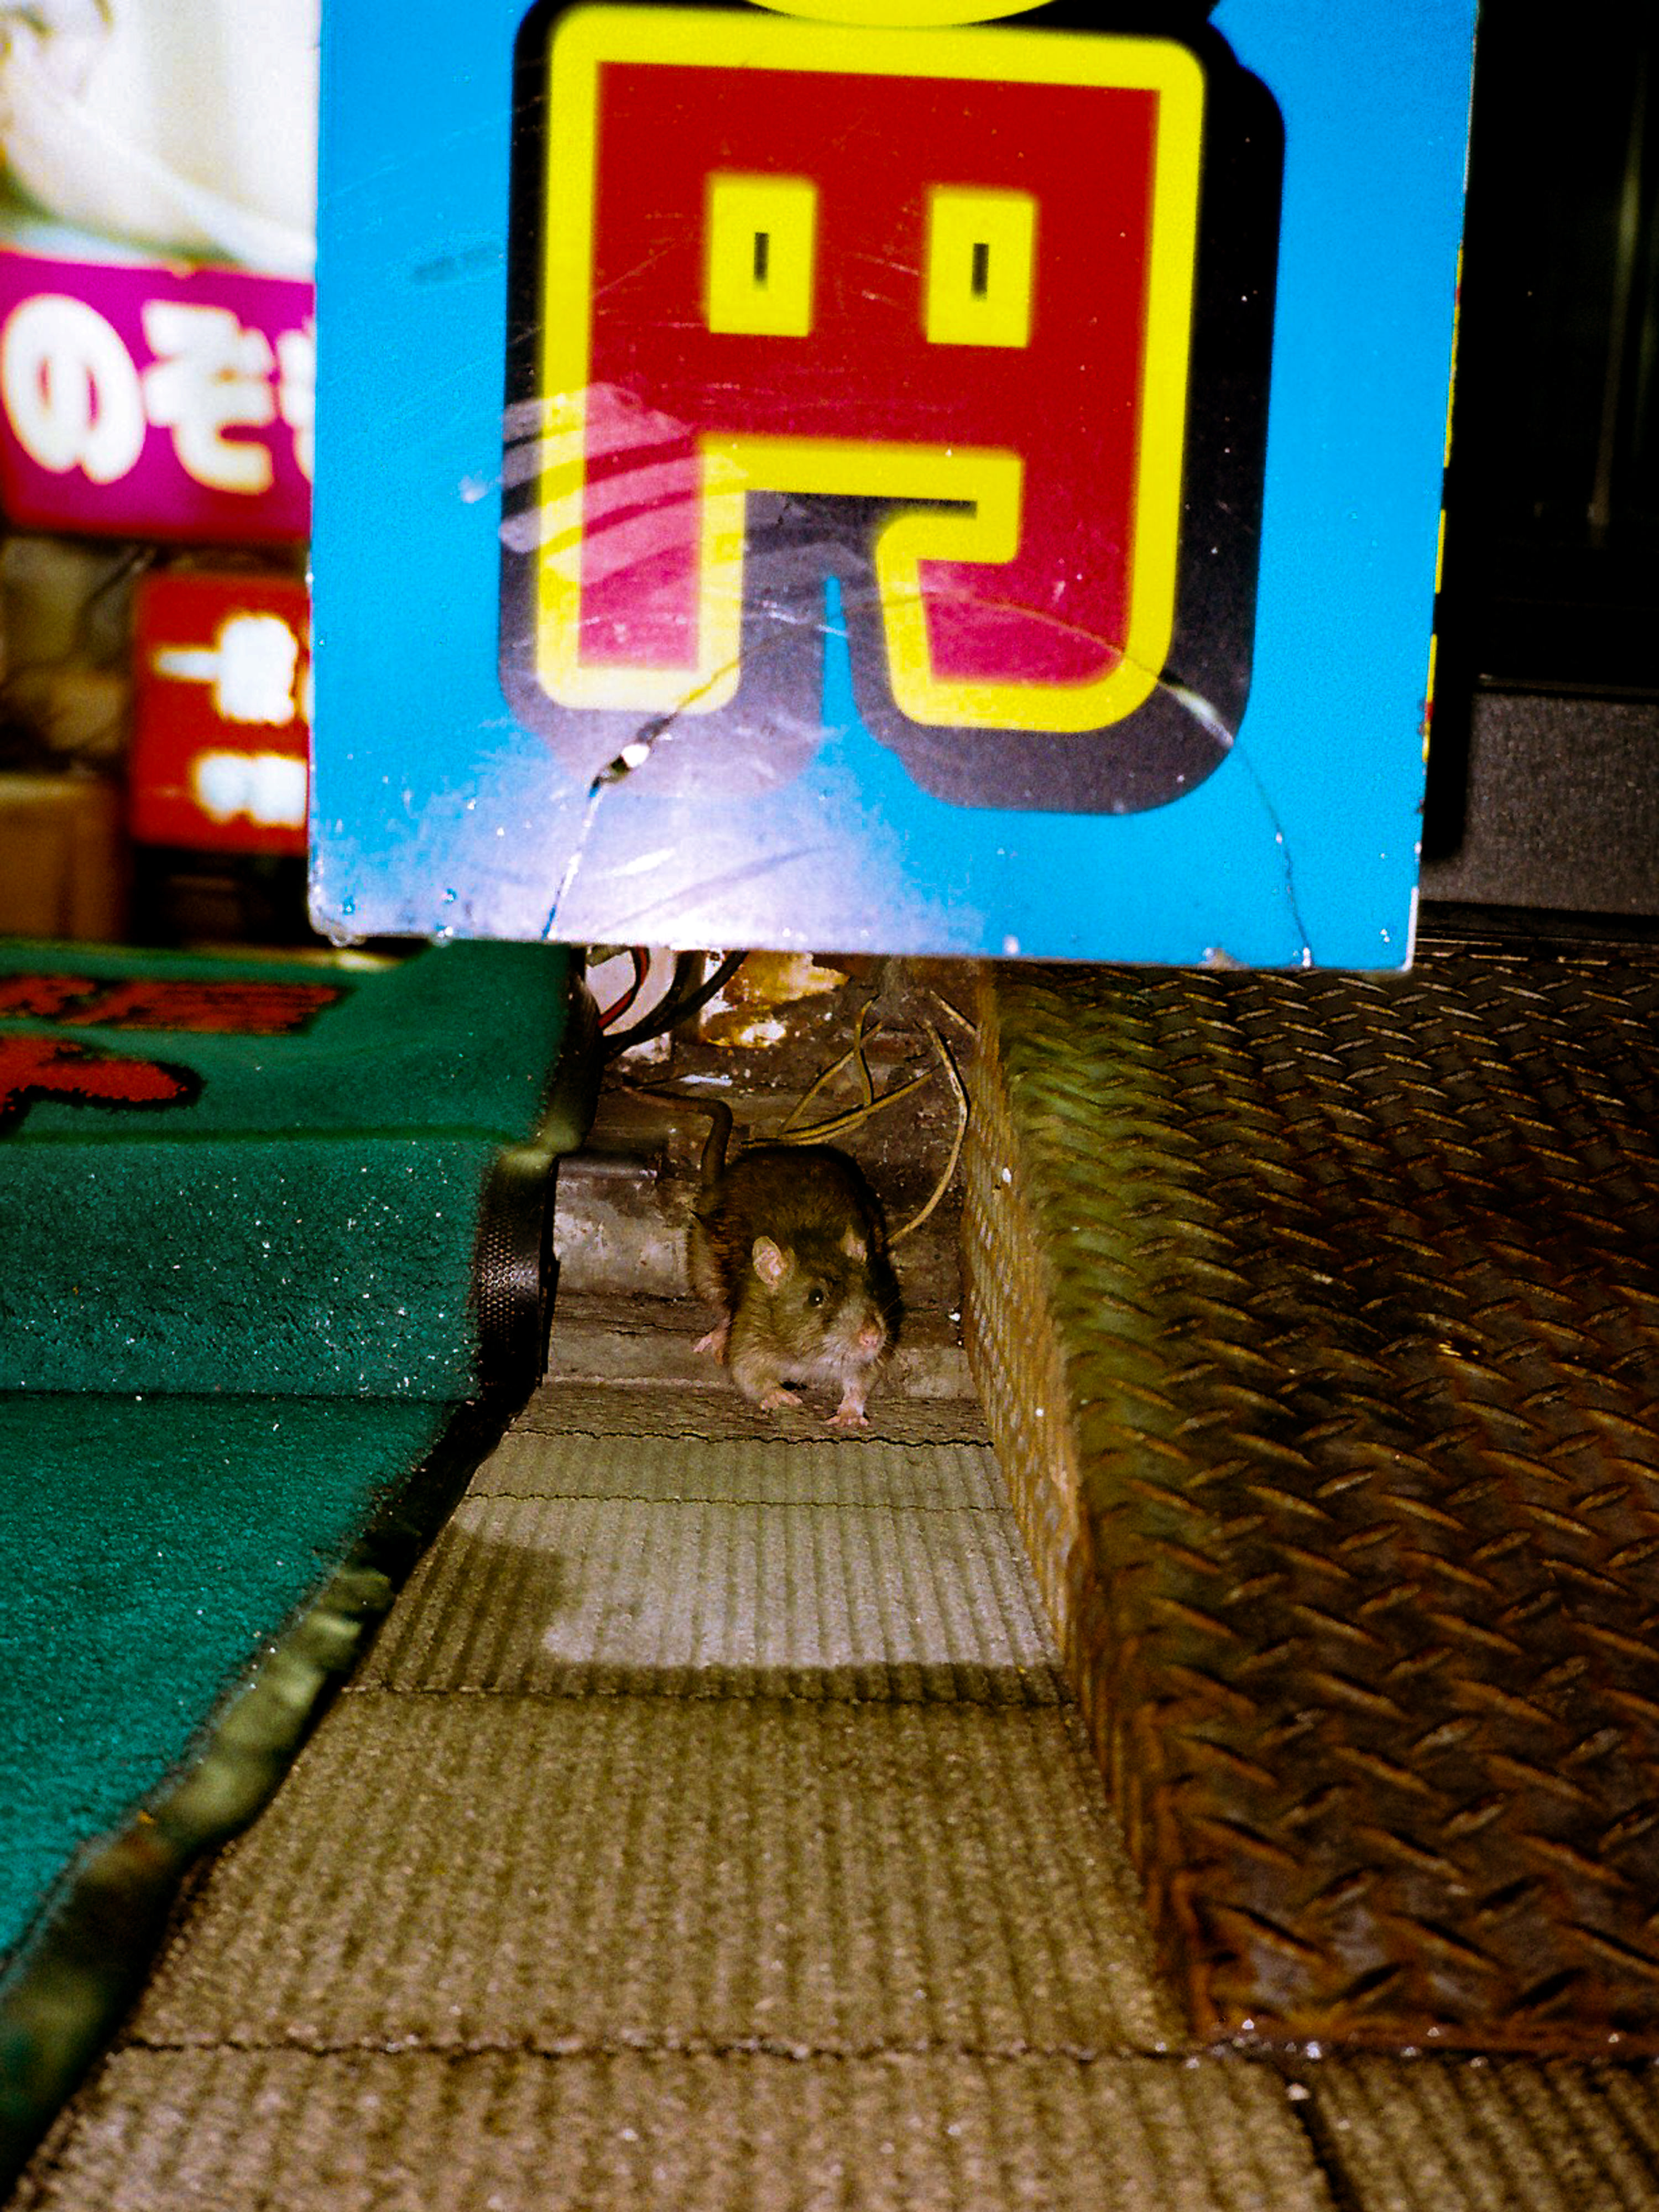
[311,0,1476,969]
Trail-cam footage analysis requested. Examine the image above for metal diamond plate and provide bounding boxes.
[964,937,1659,2054]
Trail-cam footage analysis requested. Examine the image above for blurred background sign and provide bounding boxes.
[128,571,310,852]
[0,251,312,542]
[0,0,316,943]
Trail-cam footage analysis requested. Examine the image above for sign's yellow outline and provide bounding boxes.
[535,5,1202,733]
[750,1,1050,23]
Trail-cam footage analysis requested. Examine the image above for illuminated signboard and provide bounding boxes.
[129,573,310,852]
[0,251,312,543]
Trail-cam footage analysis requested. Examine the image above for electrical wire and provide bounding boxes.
[596,946,649,1030]
[888,1019,968,1246]
[615,969,975,1244]
[601,948,748,1058]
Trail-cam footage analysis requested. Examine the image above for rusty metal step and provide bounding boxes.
[964,933,1659,2057]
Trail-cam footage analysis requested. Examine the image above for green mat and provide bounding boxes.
[0,937,599,2182]
[0,939,587,1395]
[0,1397,450,1967]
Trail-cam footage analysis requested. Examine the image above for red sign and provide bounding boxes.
[0,247,313,543]
[129,572,311,853]
[527,14,1201,738]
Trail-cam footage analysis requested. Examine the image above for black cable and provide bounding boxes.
[601,949,747,1058]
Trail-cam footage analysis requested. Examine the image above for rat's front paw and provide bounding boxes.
[693,1323,729,1363]
[827,1401,871,1430]
[758,1386,804,1411]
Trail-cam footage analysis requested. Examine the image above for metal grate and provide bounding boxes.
[964,936,1659,2055]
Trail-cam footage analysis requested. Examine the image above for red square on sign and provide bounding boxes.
[129,573,310,854]
[497,5,1257,817]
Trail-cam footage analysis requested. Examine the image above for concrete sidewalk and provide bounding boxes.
[11,1384,1334,2211]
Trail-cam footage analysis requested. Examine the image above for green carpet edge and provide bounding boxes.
[0,1399,524,2195]
[0,981,606,2192]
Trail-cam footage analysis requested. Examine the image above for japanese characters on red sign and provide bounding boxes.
[129,572,311,853]
[0,248,313,542]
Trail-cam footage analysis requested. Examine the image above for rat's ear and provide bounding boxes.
[752,1235,791,1287]
[841,1225,867,1260]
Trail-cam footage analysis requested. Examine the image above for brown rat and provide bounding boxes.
[687,1099,901,1428]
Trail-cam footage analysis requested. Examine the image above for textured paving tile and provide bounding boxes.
[354,1490,1063,1702]
[1293,2054,1659,2211]
[15,1419,1287,2211]
[129,1697,1178,2056]
[519,1381,992,1448]
[18,2048,1336,2212]
[472,1428,1006,1509]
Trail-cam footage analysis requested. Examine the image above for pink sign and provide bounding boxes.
[0,248,313,542]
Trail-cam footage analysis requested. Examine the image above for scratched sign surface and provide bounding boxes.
[502,11,1231,814]
[312,0,1476,966]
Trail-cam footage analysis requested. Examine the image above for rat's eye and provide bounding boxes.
[807,1286,826,1308]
